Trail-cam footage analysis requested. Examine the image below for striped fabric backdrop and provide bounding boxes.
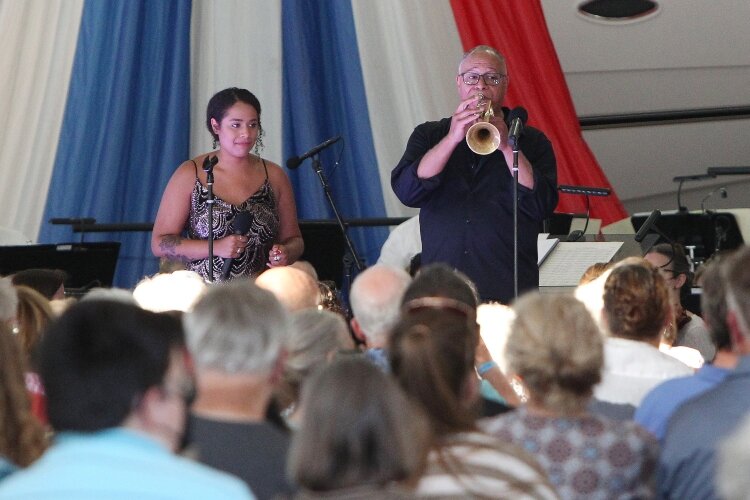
[0,0,624,288]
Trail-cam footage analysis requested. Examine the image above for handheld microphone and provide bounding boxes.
[221,211,252,280]
[508,107,528,149]
[634,209,661,243]
[286,136,342,170]
[202,155,218,172]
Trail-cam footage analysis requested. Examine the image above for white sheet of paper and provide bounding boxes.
[539,241,623,287]
[537,234,559,266]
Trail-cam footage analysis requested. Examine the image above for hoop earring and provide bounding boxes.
[254,128,265,155]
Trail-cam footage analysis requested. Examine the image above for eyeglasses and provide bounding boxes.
[459,72,507,86]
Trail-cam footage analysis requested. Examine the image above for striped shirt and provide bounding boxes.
[415,431,559,499]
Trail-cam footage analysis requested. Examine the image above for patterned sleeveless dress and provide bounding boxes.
[185,159,279,281]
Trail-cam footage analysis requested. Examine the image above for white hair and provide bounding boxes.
[477,302,516,374]
[285,309,353,374]
[79,287,137,305]
[184,280,288,374]
[349,265,411,346]
[133,270,207,313]
[458,45,505,74]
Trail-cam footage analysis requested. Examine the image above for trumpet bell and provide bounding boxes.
[466,121,501,155]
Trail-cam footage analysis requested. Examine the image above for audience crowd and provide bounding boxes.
[1,240,750,499]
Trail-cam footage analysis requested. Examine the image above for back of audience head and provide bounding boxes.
[79,286,138,305]
[185,280,288,376]
[13,285,54,367]
[0,277,18,323]
[39,300,186,434]
[401,263,479,309]
[0,323,47,467]
[645,243,693,306]
[578,262,611,286]
[508,292,603,415]
[390,299,479,437]
[255,266,320,312]
[700,255,731,351]
[288,357,429,493]
[349,264,411,348]
[723,246,750,349]
[276,309,354,413]
[10,268,68,300]
[603,257,671,342]
[133,270,207,313]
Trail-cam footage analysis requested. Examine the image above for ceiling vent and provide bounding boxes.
[578,0,660,22]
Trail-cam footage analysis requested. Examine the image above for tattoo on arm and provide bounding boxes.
[159,235,190,263]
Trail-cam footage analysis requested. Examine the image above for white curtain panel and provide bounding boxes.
[189,0,283,164]
[0,0,84,241]
[351,0,463,217]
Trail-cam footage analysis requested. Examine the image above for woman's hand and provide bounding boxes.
[217,234,248,259]
[268,244,288,267]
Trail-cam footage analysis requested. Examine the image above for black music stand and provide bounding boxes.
[0,242,121,293]
[631,211,743,263]
[299,222,345,288]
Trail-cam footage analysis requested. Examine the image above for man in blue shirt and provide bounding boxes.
[391,45,557,303]
[658,246,750,499]
[635,257,736,441]
[0,300,253,500]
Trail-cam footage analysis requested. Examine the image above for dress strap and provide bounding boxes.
[261,159,269,180]
[190,159,199,179]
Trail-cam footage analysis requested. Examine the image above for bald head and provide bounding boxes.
[349,265,411,347]
[255,267,320,312]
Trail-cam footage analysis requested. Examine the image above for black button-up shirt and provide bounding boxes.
[391,111,557,303]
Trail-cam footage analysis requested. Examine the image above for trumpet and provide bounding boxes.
[466,94,501,155]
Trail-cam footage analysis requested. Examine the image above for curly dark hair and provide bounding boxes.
[205,87,264,151]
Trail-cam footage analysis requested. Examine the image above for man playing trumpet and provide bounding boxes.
[391,45,558,303]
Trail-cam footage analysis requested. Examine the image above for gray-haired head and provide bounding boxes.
[458,45,505,74]
[184,280,288,375]
[724,246,750,344]
[349,264,411,347]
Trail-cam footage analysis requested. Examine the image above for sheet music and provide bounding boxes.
[539,241,623,287]
[537,234,559,266]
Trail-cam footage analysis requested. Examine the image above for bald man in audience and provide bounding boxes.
[183,280,294,500]
[255,267,320,312]
[348,264,411,370]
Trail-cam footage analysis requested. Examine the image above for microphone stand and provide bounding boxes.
[202,156,217,282]
[512,147,519,300]
[310,153,365,289]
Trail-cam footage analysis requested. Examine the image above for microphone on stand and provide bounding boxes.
[221,211,252,280]
[286,136,342,170]
[508,107,528,149]
[634,209,661,243]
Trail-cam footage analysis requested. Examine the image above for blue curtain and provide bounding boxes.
[282,0,388,268]
[39,0,192,289]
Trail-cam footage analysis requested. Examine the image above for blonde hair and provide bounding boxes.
[508,292,603,414]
